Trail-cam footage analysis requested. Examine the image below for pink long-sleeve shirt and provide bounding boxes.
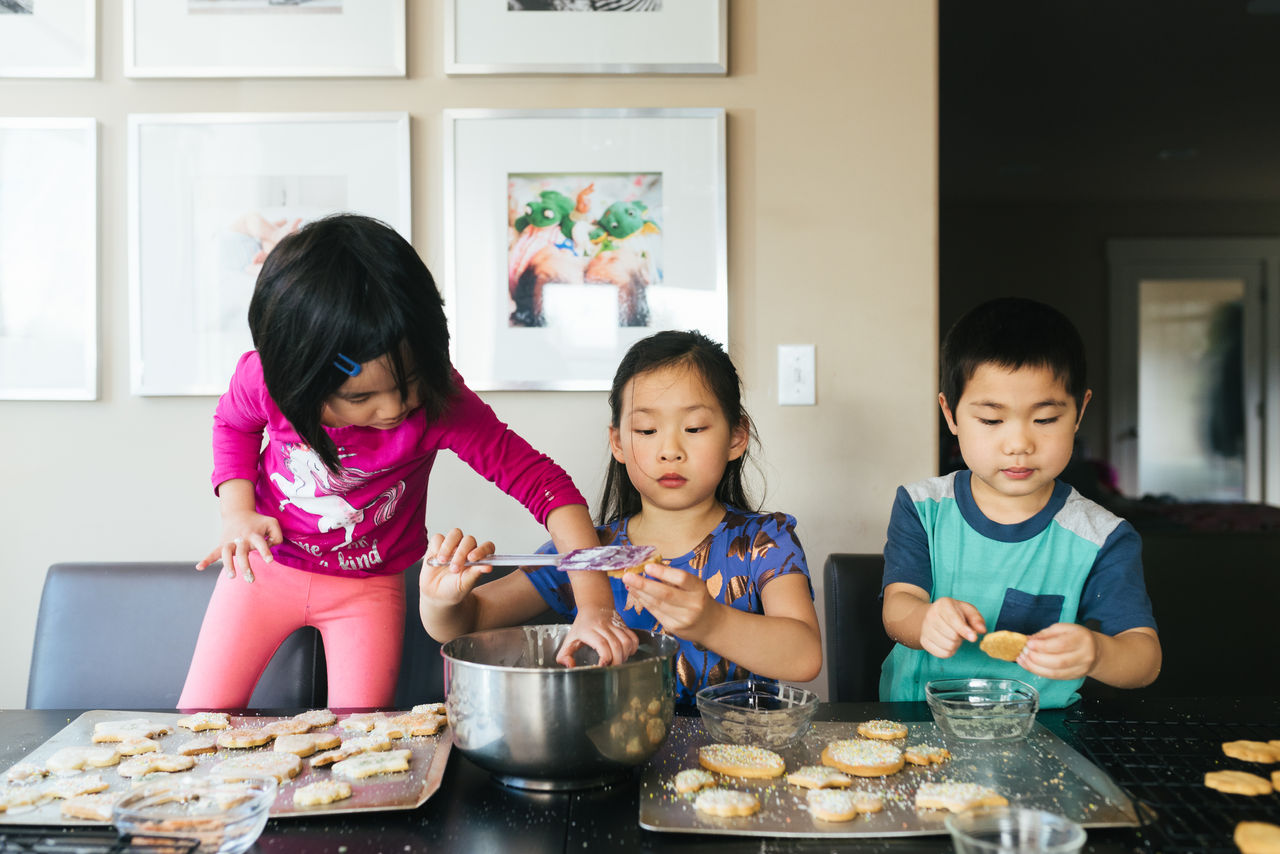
[211,351,586,578]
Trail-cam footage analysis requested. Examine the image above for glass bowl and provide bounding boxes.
[945,806,1086,853]
[695,679,819,749]
[112,776,277,854]
[926,677,1039,741]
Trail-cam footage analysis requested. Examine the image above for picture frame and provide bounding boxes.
[0,1,94,78]
[444,108,727,391]
[128,112,411,396]
[0,119,97,400]
[445,0,726,75]
[124,0,405,78]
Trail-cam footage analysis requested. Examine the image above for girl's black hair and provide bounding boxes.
[248,213,455,471]
[598,330,757,524]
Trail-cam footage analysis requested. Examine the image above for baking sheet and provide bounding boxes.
[639,717,1141,838]
[0,709,451,826]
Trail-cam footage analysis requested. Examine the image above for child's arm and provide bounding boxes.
[1020,624,1161,688]
[622,567,821,682]
[882,582,987,659]
[418,529,549,642]
[545,504,639,667]
[196,478,281,580]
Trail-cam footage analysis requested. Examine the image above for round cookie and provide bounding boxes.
[673,768,717,794]
[293,709,337,728]
[806,788,883,821]
[692,788,759,818]
[263,719,312,738]
[217,727,273,749]
[786,765,853,789]
[820,739,904,777]
[857,719,908,740]
[1204,770,1273,795]
[697,744,786,779]
[979,630,1028,662]
[1223,740,1279,763]
[903,744,952,766]
[1236,821,1280,854]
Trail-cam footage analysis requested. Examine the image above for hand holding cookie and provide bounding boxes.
[620,561,711,636]
[919,597,986,658]
[1017,622,1099,681]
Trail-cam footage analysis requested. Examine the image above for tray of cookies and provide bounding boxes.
[0,707,451,826]
[638,716,1142,838]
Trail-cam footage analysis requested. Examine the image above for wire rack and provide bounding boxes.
[0,829,197,854]
[1065,708,1280,853]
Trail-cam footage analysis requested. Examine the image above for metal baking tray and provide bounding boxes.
[639,717,1142,838]
[0,710,451,826]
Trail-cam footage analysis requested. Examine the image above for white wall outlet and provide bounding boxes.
[778,344,816,406]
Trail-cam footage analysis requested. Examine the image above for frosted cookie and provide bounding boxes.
[1274,770,1280,789]
[692,788,759,817]
[1223,740,1279,763]
[61,792,122,822]
[370,719,406,740]
[904,744,952,766]
[116,737,161,756]
[806,787,884,821]
[176,736,218,756]
[46,746,121,772]
[274,733,342,757]
[216,728,273,749]
[1204,769,1273,795]
[697,744,786,779]
[387,712,446,737]
[339,714,387,733]
[5,762,47,783]
[118,754,196,778]
[673,768,717,794]
[263,719,312,738]
[411,703,446,717]
[856,719,908,740]
[43,773,110,799]
[979,630,1028,662]
[293,779,352,807]
[176,712,230,732]
[331,748,412,779]
[1236,821,1280,854]
[92,719,172,743]
[786,766,854,789]
[1,785,53,809]
[310,735,392,768]
[293,709,337,729]
[820,739,905,777]
[915,781,1009,812]
[211,752,302,784]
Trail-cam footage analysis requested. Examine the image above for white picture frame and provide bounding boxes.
[444,108,727,391]
[128,112,411,396]
[445,0,726,75]
[0,1,94,78]
[124,0,405,78]
[0,119,97,400]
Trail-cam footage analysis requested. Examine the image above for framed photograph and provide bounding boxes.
[124,0,405,78]
[445,0,726,75]
[444,108,727,391]
[0,1,94,78]
[0,119,97,400]
[128,112,410,396]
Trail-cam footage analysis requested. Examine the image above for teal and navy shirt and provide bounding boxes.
[879,470,1156,708]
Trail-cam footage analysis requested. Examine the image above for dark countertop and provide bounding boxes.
[2,696,1277,853]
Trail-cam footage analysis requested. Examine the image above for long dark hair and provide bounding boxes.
[247,214,455,471]
[598,330,758,524]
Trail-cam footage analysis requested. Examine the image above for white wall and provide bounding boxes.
[0,0,938,708]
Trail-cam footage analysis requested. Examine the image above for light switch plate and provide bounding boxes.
[778,345,815,406]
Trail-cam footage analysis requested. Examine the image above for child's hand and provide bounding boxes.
[621,563,715,638]
[420,529,495,606]
[919,597,986,658]
[1018,623,1098,680]
[197,510,281,582]
[557,608,638,668]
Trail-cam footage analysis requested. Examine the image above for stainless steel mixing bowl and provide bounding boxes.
[442,625,678,790]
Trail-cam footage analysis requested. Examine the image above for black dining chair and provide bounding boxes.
[822,553,894,702]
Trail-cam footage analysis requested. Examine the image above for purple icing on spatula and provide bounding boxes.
[557,545,659,573]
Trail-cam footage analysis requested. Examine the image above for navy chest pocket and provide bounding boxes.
[994,588,1064,634]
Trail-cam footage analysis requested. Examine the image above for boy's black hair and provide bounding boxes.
[941,297,1088,411]
[248,213,455,471]
[598,330,757,524]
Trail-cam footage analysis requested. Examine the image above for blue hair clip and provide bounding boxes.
[333,353,362,377]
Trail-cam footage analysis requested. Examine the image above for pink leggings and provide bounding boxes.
[178,553,405,710]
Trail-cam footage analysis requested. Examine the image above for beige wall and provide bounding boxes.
[0,0,937,708]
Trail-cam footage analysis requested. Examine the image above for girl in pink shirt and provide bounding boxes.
[179,214,635,710]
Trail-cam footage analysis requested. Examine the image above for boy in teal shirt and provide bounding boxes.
[880,298,1161,707]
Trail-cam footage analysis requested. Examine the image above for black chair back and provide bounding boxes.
[822,553,894,702]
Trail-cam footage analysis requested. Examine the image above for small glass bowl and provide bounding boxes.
[695,679,819,749]
[945,806,1086,853]
[112,776,277,854]
[926,677,1039,741]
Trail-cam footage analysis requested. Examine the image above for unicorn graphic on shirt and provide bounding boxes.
[270,443,405,548]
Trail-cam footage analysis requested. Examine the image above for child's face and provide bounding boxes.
[608,365,748,515]
[940,362,1091,520]
[321,356,421,430]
